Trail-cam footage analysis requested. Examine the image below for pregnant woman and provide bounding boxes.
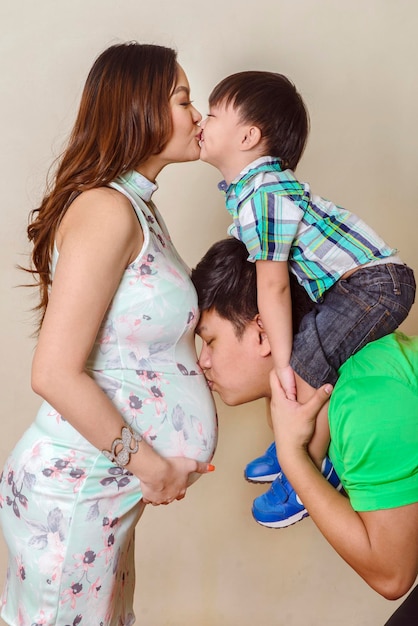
[0,42,217,625]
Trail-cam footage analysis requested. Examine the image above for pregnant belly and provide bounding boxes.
[96,370,218,464]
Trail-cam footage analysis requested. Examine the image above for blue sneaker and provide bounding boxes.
[252,457,342,528]
[244,441,281,483]
[252,472,308,528]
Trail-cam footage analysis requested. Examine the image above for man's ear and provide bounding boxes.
[254,314,271,357]
[240,125,262,151]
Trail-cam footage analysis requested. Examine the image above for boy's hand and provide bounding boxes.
[275,364,297,401]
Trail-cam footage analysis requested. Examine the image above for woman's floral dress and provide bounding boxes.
[0,171,218,625]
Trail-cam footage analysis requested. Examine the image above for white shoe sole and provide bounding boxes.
[253,508,309,528]
[244,472,280,483]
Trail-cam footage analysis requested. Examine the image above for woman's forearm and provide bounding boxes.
[32,366,167,479]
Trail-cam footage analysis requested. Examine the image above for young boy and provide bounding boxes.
[199,71,415,527]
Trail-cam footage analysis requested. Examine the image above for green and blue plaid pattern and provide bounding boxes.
[219,157,395,301]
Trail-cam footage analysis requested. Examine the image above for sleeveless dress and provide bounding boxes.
[0,170,218,625]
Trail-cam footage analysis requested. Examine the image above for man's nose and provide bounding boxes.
[198,343,210,369]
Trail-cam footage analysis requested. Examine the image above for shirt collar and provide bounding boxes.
[120,170,158,202]
[217,156,283,194]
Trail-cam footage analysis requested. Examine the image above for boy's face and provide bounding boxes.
[199,101,247,174]
[196,309,272,406]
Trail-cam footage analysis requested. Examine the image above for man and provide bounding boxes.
[191,237,418,606]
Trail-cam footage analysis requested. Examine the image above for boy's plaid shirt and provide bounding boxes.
[219,156,395,302]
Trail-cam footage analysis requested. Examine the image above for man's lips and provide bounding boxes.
[205,377,214,390]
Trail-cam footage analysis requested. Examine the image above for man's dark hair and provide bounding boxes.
[191,238,313,337]
[208,71,309,171]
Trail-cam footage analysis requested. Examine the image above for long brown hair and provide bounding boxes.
[27,41,178,328]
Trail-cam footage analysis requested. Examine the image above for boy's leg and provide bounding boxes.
[291,263,416,392]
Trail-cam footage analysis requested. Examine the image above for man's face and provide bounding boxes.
[196,309,272,406]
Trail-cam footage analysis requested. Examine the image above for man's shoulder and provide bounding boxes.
[330,331,418,435]
[337,332,418,388]
[329,332,418,512]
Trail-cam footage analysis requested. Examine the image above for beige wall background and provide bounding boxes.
[1,1,417,624]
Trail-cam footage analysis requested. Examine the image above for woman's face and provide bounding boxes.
[158,65,202,166]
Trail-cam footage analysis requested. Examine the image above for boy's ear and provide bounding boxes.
[240,125,262,151]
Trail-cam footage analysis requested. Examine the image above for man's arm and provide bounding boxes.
[269,373,418,599]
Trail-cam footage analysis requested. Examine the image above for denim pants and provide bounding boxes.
[290,263,416,388]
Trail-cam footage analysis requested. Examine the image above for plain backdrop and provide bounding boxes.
[0,1,417,624]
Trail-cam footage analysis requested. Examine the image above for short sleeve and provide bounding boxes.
[235,191,303,262]
[328,375,418,511]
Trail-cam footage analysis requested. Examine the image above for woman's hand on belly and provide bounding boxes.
[140,456,215,505]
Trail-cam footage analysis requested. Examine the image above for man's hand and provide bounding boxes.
[269,371,418,599]
[269,369,332,460]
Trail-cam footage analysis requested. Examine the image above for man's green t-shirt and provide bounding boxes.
[328,332,418,512]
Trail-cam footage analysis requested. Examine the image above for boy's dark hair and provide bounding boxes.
[209,71,309,171]
[191,238,313,338]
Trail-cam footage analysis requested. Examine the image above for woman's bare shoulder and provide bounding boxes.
[57,186,141,258]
